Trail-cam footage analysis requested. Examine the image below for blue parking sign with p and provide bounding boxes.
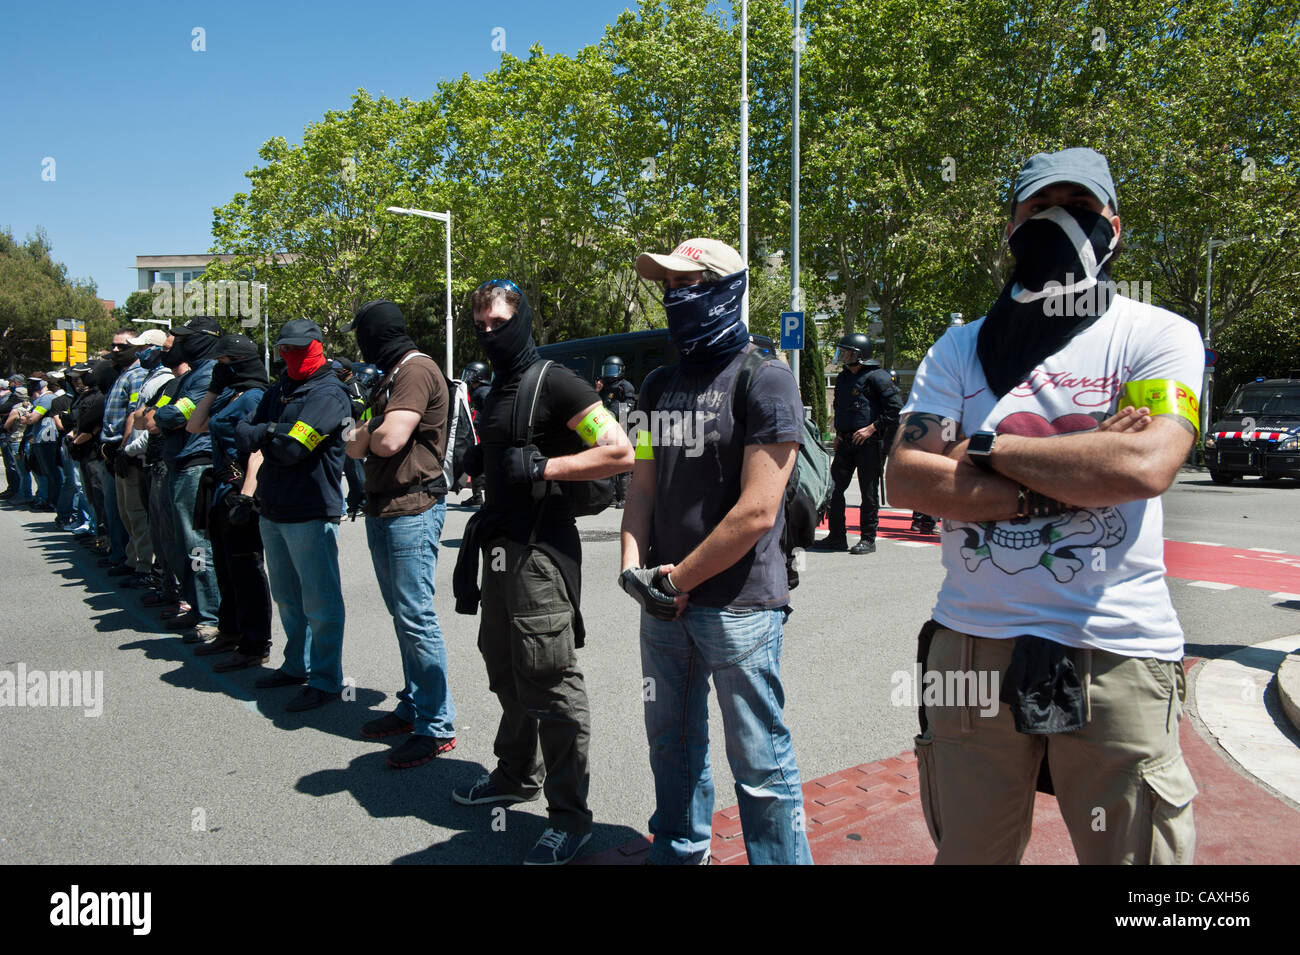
[780,311,804,350]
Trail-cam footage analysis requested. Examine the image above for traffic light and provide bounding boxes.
[68,329,87,364]
[50,329,67,363]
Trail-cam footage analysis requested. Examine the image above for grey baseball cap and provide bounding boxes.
[1014,147,1118,211]
[275,319,323,347]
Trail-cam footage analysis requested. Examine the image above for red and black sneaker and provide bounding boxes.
[387,735,456,769]
[361,712,415,739]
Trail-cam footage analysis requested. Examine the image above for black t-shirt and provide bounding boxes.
[480,362,601,541]
[0,394,17,432]
[69,391,105,461]
[646,346,804,609]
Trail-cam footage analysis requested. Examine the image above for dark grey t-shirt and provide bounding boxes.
[646,345,804,609]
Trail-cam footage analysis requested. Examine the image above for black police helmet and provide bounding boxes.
[600,355,626,380]
[462,361,490,385]
[835,332,873,365]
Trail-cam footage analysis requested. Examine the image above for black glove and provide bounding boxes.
[226,493,259,526]
[208,361,234,395]
[502,444,549,487]
[247,422,277,450]
[619,567,680,621]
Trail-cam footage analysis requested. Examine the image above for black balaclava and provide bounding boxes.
[161,346,185,371]
[86,360,117,394]
[109,342,137,370]
[225,350,269,394]
[352,299,418,372]
[976,207,1117,399]
[177,317,222,365]
[476,289,539,389]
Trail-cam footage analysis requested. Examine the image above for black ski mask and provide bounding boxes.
[475,286,539,388]
[109,343,137,370]
[351,299,418,372]
[977,206,1118,398]
[175,317,222,365]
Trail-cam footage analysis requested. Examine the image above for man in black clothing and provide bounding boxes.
[462,361,490,507]
[817,333,903,555]
[451,279,633,866]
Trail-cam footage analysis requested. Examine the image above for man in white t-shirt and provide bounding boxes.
[887,147,1202,864]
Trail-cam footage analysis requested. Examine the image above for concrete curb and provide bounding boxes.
[1279,653,1300,737]
[1196,633,1300,804]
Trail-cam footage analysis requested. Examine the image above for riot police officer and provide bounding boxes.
[816,333,902,554]
[462,361,490,506]
[596,355,636,508]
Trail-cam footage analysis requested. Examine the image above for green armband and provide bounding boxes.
[155,395,172,407]
[1118,379,1199,436]
[634,429,655,461]
[576,406,616,447]
[176,397,196,420]
[287,420,324,451]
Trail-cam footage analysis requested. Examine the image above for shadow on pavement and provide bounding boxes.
[296,751,643,865]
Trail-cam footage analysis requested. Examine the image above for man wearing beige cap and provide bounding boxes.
[621,237,813,864]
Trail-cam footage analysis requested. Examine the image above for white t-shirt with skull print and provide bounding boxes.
[902,295,1204,661]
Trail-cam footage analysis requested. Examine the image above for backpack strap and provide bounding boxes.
[730,347,770,438]
[510,360,552,448]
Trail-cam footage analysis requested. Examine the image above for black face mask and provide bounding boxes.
[476,292,539,387]
[352,299,418,372]
[977,206,1117,399]
[663,270,749,368]
[161,347,184,370]
[109,346,137,369]
[137,345,163,370]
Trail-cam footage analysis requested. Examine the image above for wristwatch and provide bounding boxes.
[966,431,997,473]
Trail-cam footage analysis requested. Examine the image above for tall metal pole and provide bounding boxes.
[445,210,454,378]
[1203,236,1215,438]
[790,0,801,389]
[740,0,750,328]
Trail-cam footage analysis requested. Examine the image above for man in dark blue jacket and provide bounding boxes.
[153,316,222,639]
[236,319,351,712]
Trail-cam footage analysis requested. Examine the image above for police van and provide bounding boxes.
[1203,377,1300,483]
[537,328,778,389]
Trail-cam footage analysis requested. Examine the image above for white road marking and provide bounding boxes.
[1270,592,1300,602]
[1186,540,1224,546]
[1187,580,1237,590]
[890,541,932,548]
[1249,547,1286,553]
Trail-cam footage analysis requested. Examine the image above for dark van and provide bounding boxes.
[1203,378,1300,483]
[537,328,778,390]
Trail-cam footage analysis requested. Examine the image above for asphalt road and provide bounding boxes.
[1,468,1297,864]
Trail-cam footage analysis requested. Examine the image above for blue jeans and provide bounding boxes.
[101,462,129,563]
[9,435,31,501]
[640,605,813,865]
[365,499,456,737]
[259,517,345,693]
[56,447,90,526]
[169,463,218,623]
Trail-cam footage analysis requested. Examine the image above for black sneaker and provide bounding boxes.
[811,536,849,551]
[361,712,415,739]
[849,539,876,555]
[524,828,591,866]
[387,735,456,769]
[194,632,241,655]
[451,773,541,806]
[254,668,308,689]
[212,650,270,672]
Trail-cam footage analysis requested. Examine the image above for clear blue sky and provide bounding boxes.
[0,0,645,305]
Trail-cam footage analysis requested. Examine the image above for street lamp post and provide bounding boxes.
[789,0,802,388]
[740,0,749,329]
[386,206,454,377]
[1203,235,1247,438]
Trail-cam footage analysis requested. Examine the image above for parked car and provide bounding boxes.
[1203,378,1300,483]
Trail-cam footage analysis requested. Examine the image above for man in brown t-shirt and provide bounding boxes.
[344,299,458,769]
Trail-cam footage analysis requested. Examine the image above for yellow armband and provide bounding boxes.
[634,429,655,461]
[32,406,47,417]
[1118,379,1199,436]
[176,397,196,420]
[155,395,172,407]
[576,406,616,447]
[287,420,324,451]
